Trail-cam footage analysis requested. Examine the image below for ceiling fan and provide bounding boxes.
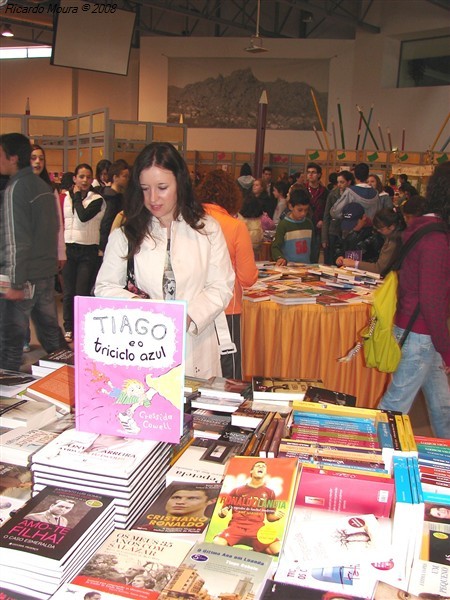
[244,0,268,53]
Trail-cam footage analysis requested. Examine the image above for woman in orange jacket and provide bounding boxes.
[197,170,258,379]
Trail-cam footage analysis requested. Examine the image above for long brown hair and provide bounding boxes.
[124,142,205,257]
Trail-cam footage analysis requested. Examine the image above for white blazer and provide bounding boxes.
[95,215,235,379]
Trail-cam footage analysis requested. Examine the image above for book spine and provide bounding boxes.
[242,411,275,457]
[258,418,279,458]
[393,456,413,503]
[417,444,450,459]
[292,403,379,420]
[292,411,376,427]
[382,411,402,452]
[402,414,418,455]
[414,435,450,449]
[376,420,394,450]
[290,430,379,446]
[394,414,409,452]
[267,418,287,458]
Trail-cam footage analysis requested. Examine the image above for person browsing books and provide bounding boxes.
[271,186,315,266]
[213,460,285,556]
[27,498,75,527]
[335,202,383,267]
[337,207,404,275]
[95,142,235,379]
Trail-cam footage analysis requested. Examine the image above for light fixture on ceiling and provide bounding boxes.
[244,0,268,53]
[1,25,14,38]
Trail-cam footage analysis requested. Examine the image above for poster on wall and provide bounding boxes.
[168,58,329,130]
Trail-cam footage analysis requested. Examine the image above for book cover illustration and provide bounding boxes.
[74,296,186,444]
[159,541,273,600]
[284,508,387,567]
[133,481,221,536]
[204,456,298,560]
[0,485,114,563]
[0,462,32,527]
[51,529,194,600]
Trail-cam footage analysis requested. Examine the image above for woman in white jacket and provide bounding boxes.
[95,142,235,379]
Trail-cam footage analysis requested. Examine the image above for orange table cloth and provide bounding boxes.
[241,300,391,409]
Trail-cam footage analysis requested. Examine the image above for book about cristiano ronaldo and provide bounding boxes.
[132,481,221,538]
[204,456,299,562]
[51,529,194,600]
[74,295,186,443]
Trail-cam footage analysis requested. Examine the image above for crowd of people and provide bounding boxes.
[0,133,448,438]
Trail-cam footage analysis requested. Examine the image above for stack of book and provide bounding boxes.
[252,376,324,405]
[22,365,75,415]
[30,348,75,378]
[0,485,116,599]
[190,376,251,414]
[191,408,232,439]
[0,395,57,430]
[30,429,172,529]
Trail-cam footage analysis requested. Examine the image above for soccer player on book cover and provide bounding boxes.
[210,459,294,556]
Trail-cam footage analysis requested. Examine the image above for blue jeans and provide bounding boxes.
[0,276,67,372]
[379,326,450,439]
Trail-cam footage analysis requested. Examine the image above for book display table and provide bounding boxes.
[242,300,390,408]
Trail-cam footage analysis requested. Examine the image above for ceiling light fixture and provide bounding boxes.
[1,25,14,38]
[244,0,267,54]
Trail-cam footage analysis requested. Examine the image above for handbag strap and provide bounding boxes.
[383,221,448,276]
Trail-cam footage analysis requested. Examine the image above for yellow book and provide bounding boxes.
[401,414,418,455]
[394,413,408,452]
[292,401,380,421]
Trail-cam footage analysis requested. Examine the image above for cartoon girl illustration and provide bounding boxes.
[113,379,157,434]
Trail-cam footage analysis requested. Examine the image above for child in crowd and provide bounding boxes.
[271,187,314,266]
[337,207,404,275]
[239,193,264,258]
[272,181,289,225]
[335,202,383,266]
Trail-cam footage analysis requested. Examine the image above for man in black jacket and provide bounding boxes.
[0,133,67,370]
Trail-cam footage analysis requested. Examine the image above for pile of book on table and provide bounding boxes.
[1,368,449,599]
[243,262,380,305]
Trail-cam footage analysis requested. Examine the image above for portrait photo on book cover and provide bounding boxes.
[24,495,86,529]
[206,458,297,557]
[79,549,176,591]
